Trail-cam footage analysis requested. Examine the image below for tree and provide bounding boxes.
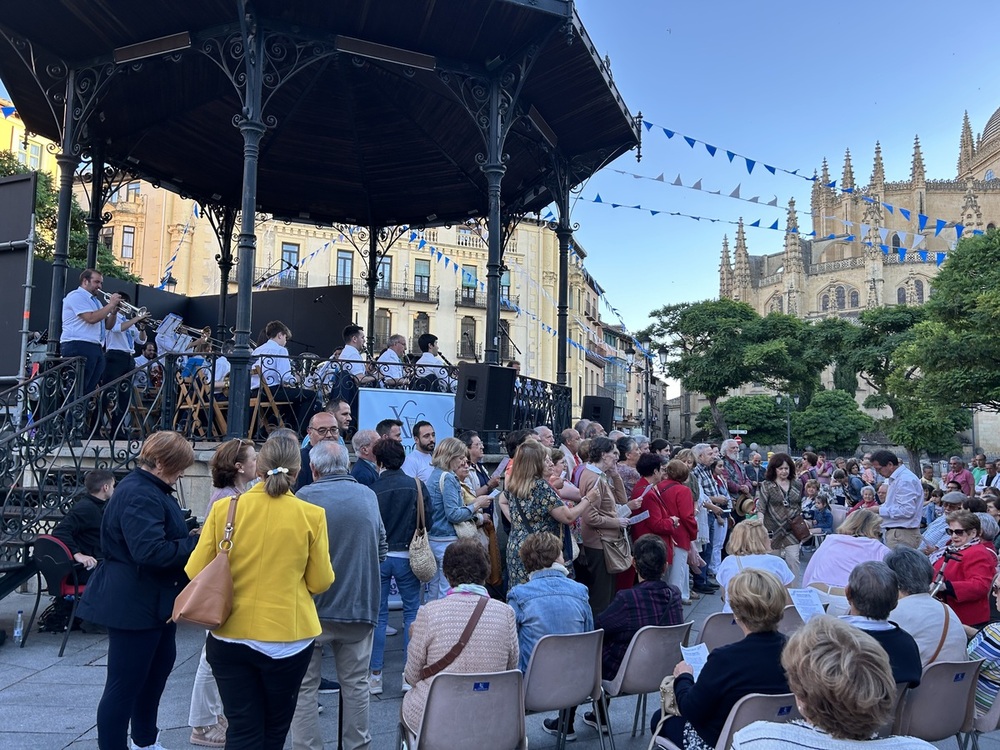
[0,151,140,282]
[908,230,1000,411]
[694,395,787,445]
[790,389,873,454]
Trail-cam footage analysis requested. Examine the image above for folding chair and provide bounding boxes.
[696,612,743,652]
[653,692,800,750]
[23,535,87,657]
[397,669,525,750]
[602,622,693,737]
[248,367,291,437]
[524,630,612,750]
[896,659,983,745]
[831,505,848,532]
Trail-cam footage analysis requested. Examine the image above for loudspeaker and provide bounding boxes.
[581,396,615,434]
[454,363,517,432]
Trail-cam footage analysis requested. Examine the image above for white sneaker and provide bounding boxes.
[132,737,170,750]
[401,681,413,693]
[369,671,383,695]
[386,625,398,636]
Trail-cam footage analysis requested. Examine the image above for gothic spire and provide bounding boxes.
[784,199,803,275]
[719,235,733,299]
[911,135,926,186]
[733,219,752,300]
[870,142,885,191]
[958,111,975,177]
[841,148,855,190]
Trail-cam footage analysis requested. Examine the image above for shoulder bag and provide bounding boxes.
[442,472,477,539]
[172,496,238,629]
[598,477,634,573]
[418,596,489,680]
[409,479,437,583]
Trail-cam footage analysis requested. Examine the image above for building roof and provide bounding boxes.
[0,0,638,228]
[982,105,1000,151]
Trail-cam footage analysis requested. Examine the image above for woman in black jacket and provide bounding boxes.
[654,568,790,749]
[77,431,198,750]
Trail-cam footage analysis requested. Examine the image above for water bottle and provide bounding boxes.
[13,610,24,647]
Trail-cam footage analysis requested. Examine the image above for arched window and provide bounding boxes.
[849,290,859,308]
[836,286,846,310]
[989,223,996,231]
[412,312,429,355]
[897,287,906,305]
[822,294,830,311]
[891,233,901,250]
[915,280,924,304]
[460,316,477,358]
[769,296,782,313]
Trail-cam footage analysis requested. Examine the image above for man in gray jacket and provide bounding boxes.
[290,441,387,750]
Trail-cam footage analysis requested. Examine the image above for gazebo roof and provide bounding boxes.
[0,0,639,227]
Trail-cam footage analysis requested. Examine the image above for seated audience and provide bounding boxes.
[849,484,880,515]
[968,622,1000,718]
[801,509,890,615]
[843,561,922,688]
[654,569,790,749]
[809,495,833,534]
[401,539,517,736]
[931,509,997,628]
[52,469,114,583]
[885,546,968,667]
[920,491,966,555]
[714,519,793,613]
[732,616,935,749]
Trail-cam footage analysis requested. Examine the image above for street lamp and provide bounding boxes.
[624,342,636,430]
[775,394,799,451]
[641,337,652,437]
[160,273,178,293]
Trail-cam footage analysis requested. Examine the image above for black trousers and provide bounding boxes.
[96,623,177,750]
[101,350,135,434]
[206,634,314,750]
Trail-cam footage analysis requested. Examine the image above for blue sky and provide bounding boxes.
[570,0,1000,331]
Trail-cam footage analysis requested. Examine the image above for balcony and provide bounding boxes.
[346,278,439,303]
[454,288,519,310]
[254,266,308,289]
[456,340,483,360]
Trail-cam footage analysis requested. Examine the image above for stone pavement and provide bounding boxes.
[0,574,992,750]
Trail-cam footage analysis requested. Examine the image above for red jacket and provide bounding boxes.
[651,479,698,552]
[631,478,675,564]
[933,541,997,626]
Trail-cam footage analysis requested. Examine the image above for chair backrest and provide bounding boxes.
[876,683,909,738]
[777,605,806,637]
[523,630,604,713]
[697,612,744,652]
[831,505,848,531]
[896,659,984,742]
[31,535,76,595]
[414,669,524,750]
[714,692,801,750]
[607,622,693,696]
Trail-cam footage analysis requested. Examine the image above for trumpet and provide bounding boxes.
[101,291,149,319]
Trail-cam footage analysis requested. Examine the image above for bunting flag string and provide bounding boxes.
[157,205,196,289]
[1,106,16,119]
[610,168,781,210]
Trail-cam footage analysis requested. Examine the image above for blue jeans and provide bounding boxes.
[370,557,421,672]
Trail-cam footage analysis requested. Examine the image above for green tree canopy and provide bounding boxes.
[694,394,787,445]
[0,151,140,282]
[790,389,873,454]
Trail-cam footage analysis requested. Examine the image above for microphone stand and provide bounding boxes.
[463,332,480,363]
[253,258,297,287]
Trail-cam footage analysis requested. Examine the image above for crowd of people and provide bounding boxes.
[43,372,1000,750]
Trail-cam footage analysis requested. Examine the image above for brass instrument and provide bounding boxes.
[100,291,149,319]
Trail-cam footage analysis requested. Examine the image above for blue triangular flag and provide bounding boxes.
[899,208,910,220]
[936,253,946,266]
[935,219,946,236]
[897,248,906,262]
[705,144,717,157]
[594,194,603,203]
[843,187,854,194]
[880,245,890,255]
[879,228,889,243]
[764,164,776,174]
[918,214,928,232]
[684,136,697,148]
[726,151,736,162]
[956,224,965,239]
[0,106,14,118]
[745,158,755,174]
[662,128,674,138]
[918,251,928,262]
[768,220,779,230]
[750,219,761,227]
[643,120,653,131]
[444,258,450,269]
[884,203,894,214]
[650,210,659,216]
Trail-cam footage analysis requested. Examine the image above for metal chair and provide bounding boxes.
[831,505,848,532]
[696,612,743,652]
[896,659,983,745]
[652,692,800,750]
[24,535,87,656]
[601,622,693,737]
[523,630,611,750]
[396,669,525,750]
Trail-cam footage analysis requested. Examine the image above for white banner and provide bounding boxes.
[357,388,455,453]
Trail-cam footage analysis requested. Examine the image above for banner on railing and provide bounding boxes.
[357,388,454,453]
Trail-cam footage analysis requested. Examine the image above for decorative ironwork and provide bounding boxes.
[348,279,439,304]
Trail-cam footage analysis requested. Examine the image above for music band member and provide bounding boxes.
[60,269,120,394]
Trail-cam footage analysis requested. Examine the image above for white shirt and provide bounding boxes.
[890,593,969,667]
[715,553,795,613]
[401,450,434,482]
[415,352,455,389]
[376,347,404,382]
[61,286,104,344]
[733,719,935,749]
[251,338,293,388]
[880,464,924,529]
[338,344,367,377]
[105,314,140,353]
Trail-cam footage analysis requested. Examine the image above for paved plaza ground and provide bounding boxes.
[0,570,991,750]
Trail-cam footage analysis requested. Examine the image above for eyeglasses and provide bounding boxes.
[310,426,338,436]
[945,528,970,536]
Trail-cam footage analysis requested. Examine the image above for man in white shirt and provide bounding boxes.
[251,320,319,430]
[375,334,408,387]
[414,333,456,392]
[100,292,148,434]
[871,450,924,549]
[60,269,120,393]
[337,324,373,383]
[885,546,968,667]
[401,421,435,482]
[559,428,582,476]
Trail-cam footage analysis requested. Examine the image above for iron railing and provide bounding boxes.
[347,278,439,303]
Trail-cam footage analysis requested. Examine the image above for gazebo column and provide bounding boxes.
[482,79,507,365]
[226,30,265,439]
[84,142,105,270]
[205,204,238,344]
[366,226,378,358]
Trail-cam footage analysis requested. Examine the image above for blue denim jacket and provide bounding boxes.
[426,467,474,539]
[507,567,594,672]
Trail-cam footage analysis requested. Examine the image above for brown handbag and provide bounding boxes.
[172,496,238,629]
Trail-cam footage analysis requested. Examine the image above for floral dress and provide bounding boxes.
[505,478,566,587]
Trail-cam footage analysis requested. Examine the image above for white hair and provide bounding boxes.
[310,441,350,476]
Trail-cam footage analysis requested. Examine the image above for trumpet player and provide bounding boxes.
[102,291,149,386]
[61,269,120,394]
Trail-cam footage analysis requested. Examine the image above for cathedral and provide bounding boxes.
[719,108,1000,318]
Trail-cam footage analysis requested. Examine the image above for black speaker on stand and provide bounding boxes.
[581,395,615,434]
[454,363,517,432]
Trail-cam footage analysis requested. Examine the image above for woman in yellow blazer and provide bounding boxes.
[186,437,334,750]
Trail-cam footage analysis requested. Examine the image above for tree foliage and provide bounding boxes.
[0,151,140,282]
[790,389,873,454]
[694,395,787,445]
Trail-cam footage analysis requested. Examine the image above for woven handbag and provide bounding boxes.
[409,480,437,583]
[172,496,238,629]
